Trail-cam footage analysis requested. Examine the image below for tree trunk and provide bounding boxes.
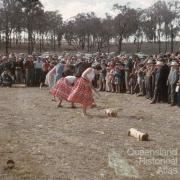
[107,36,110,53]
[57,34,61,48]
[158,24,161,53]
[165,34,168,53]
[0,33,1,49]
[39,33,42,53]
[81,36,85,50]
[27,28,33,54]
[53,34,56,51]
[41,35,44,50]
[87,35,90,52]
[170,25,174,53]
[5,11,9,55]
[118,35,123,54]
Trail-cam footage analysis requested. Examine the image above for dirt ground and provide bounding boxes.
[0,87,180,180]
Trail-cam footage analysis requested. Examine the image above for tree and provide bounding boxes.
[20,0,43,54]
[113,4,139,53]
[101,14,114,53]
[0,0,23,55]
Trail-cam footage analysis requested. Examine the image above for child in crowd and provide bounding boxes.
[0,69,13,87]
[105,67,111,92]
[109,67,115,92]
[114,64,121,93]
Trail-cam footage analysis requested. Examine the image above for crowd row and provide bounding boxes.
[0,52,180,107]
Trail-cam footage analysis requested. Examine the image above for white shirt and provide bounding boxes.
[65,76,77,85]
[82,68,95,81]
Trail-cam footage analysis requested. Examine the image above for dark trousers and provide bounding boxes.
[25,69,34,86]
[168,84,176,104]
[146,76,153,99]
[152,84,161,102]
[15,69,23,83]
[34,69,42,86]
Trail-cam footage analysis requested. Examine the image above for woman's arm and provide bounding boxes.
[82,68,92,79]
[90,82,101,96]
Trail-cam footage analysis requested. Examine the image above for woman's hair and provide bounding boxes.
[62,69,73,77]
[93,65,102,70]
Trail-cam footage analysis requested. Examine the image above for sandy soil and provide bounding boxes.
[0,87,180,180]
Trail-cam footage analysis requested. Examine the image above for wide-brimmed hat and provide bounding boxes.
[156,61,163,66]
[28,55,33,58]
[147,59,153,64]
[171,61,179,66]
[2,56,7,60]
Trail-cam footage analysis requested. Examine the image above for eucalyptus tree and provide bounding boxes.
[151,1,168,53]
[165,0,180,52]
[64,20,77,47]
[113,4,139,53]
[101,14,114,53]
[20,0,43,54]
[0,0,23,54]
[132,8,144,52]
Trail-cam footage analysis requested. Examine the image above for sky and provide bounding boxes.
[41,0,157,20]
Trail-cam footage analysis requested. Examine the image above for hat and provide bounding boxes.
[147,59,153,64]
[58,56,63,60]
[2,56,7,60]
[156,61,163,66]
[171,61,178,66]
[91,62,100,67]
[28,55,33,58]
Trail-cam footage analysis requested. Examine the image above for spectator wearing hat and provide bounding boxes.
[167,61,179,106]
[105,67,111,92]
[40,58,50,89]
[98,62,107,91]
[24,55,35,87]
[124,56,133,93]
[137,63,146,96]
[34,57,43,86]
[160,59,170,103]
[15,57,24,83]
[151,61,164,104]
[145,59,156,99]
[0,69,13,87]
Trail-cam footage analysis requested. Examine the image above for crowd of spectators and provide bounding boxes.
[0,51,180,107]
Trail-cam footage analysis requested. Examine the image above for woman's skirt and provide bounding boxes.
[68,77,94,107]
[177,91,180,107]
[50,78,73,101]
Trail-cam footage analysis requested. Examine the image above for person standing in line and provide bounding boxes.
[15,57,24,84]
[40,58,50,89]
[151,61,164,104]
[24,55,34,87]
[167,61,179,106]
[34,56,43,86]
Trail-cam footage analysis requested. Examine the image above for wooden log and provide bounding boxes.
[105,108,118,117]
[12,84,26,88]
[128,128,149,141]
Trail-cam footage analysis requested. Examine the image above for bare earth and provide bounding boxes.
[0,87,180,180]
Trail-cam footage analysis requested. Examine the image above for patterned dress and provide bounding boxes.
[50,76,76,101]
[68,68,95,107]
